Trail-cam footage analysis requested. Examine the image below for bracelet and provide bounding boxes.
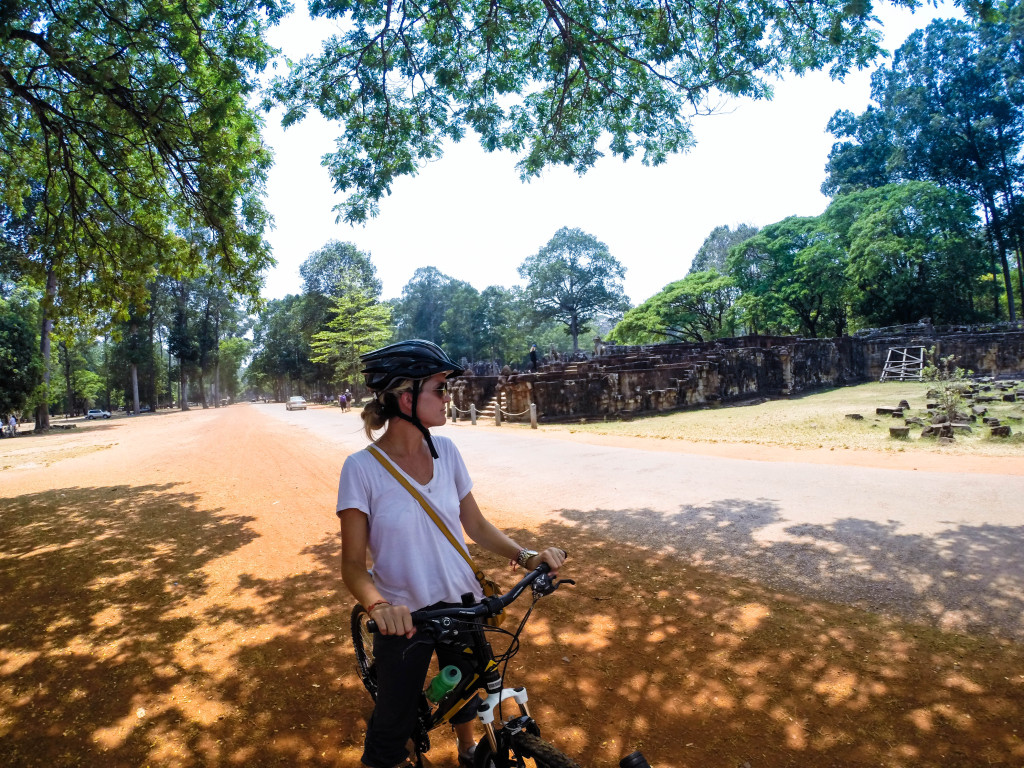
[366,599,392,614]
[509,548,539,571]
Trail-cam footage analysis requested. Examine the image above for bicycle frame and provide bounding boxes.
[422,622,542,761]
[358,564,575,766]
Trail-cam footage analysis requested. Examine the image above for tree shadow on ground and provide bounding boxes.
[489,513,1024,768]
[2,489,1023,767]
[557,499,1024,640]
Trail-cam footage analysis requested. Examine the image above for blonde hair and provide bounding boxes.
[360,379,414,440]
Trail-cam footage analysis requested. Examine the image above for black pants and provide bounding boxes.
[362,621,480,767]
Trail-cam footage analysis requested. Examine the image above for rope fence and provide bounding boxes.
[449,400,538,429]
[497,406,532,417]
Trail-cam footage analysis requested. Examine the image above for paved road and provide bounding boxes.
[264,403,1024,640]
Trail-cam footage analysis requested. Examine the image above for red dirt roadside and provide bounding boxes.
[1,405,1022,767]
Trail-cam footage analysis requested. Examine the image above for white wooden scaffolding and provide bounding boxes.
[880,346,926,381]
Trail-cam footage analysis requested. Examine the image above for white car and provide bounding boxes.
[86,408,111,419]
[286,396,307,411]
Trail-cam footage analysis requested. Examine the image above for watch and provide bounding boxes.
[516,548,539,568]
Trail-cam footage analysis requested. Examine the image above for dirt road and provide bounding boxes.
[2,404,1022,767]
[269,403,1024,641]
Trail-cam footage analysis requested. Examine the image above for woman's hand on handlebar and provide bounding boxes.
[370,602,416,638]
[532,547,567,578]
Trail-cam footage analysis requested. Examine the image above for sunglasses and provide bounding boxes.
[426,383,448,396]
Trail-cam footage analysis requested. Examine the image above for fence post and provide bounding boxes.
[530,403,537,429]
[495,393,502,426]
[450,403,456,422]
[470,403,477,425]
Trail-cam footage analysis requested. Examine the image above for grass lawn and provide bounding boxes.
[543,380,1024,456]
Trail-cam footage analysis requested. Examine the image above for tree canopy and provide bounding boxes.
[689,224,760,275]
[268,0,924,222]
[2,0,282,426]
[310,278,394,391]
[828,181,990,326]
[0,290,41,416]
[728,216,849,337]
[823,11,1024,318]
[1,0,280,294]
[519,227,629,351]
[610,269,739,344]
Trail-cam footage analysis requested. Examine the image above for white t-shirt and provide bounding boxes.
[337,435,482,611]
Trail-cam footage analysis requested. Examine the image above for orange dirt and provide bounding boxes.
[1,406,1022,767]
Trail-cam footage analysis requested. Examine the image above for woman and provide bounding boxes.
[337,340,566,768]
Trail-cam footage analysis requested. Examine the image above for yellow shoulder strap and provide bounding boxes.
[366,444,486,584]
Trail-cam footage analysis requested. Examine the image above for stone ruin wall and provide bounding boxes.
[451,326,1024,423]
[856,325,1024,380]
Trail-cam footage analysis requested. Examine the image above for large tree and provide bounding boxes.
[728,216,849,337]
[300,241,382,298]
[392,267,458,344]
[519,227,629,352]
[249,294,318,401]
[823,12,1024,319]
[269,0,916,221]
[1,0,278,426]
[689,224,760,275]
[611,270,739,344]
[310,278,393,393]
[0,289,41,418]
[827,182,990,326]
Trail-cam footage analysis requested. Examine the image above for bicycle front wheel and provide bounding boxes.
[474,731,582,768]
[350,604,378,700]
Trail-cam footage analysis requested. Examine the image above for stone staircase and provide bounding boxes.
[477,394,499,419]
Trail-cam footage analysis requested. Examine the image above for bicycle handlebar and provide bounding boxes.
[365,562,571,634]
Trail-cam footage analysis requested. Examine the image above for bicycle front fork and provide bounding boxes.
[475,685,531,752]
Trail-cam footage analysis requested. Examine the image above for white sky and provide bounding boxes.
[260,2,960,307]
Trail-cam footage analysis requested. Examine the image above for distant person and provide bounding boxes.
[8,414,17,436]
[529,343,538,371]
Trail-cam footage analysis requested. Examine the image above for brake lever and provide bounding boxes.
[532,575,575,597]
[400,622,440,659]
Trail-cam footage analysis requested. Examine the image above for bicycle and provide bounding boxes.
[351,563,582,768]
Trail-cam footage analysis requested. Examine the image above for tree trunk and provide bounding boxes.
[34,265,57,431]
[979,188,1016,321]
[168,348,173,407]
[213,307,221,407]
[103,335,111,411]
[179,364,189,411]
[147,284,158,410]
[131,363,140,414]
[198,370,208,408]
[61,340,73,417]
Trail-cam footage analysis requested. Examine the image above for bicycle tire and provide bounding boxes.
[350,604,378,700]
[474,731,582,768]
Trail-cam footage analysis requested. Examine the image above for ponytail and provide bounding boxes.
[361,381,411,440]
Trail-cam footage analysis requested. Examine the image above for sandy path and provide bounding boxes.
[267,404,1024,640]
[2,404,1022,768]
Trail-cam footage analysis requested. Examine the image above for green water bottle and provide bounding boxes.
[426,665,462,703]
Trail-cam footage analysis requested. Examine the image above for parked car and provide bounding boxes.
[286,396,307,411]
[86,409,111,420]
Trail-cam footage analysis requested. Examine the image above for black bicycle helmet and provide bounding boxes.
[360,339,463,458]
[361,339,463,391]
